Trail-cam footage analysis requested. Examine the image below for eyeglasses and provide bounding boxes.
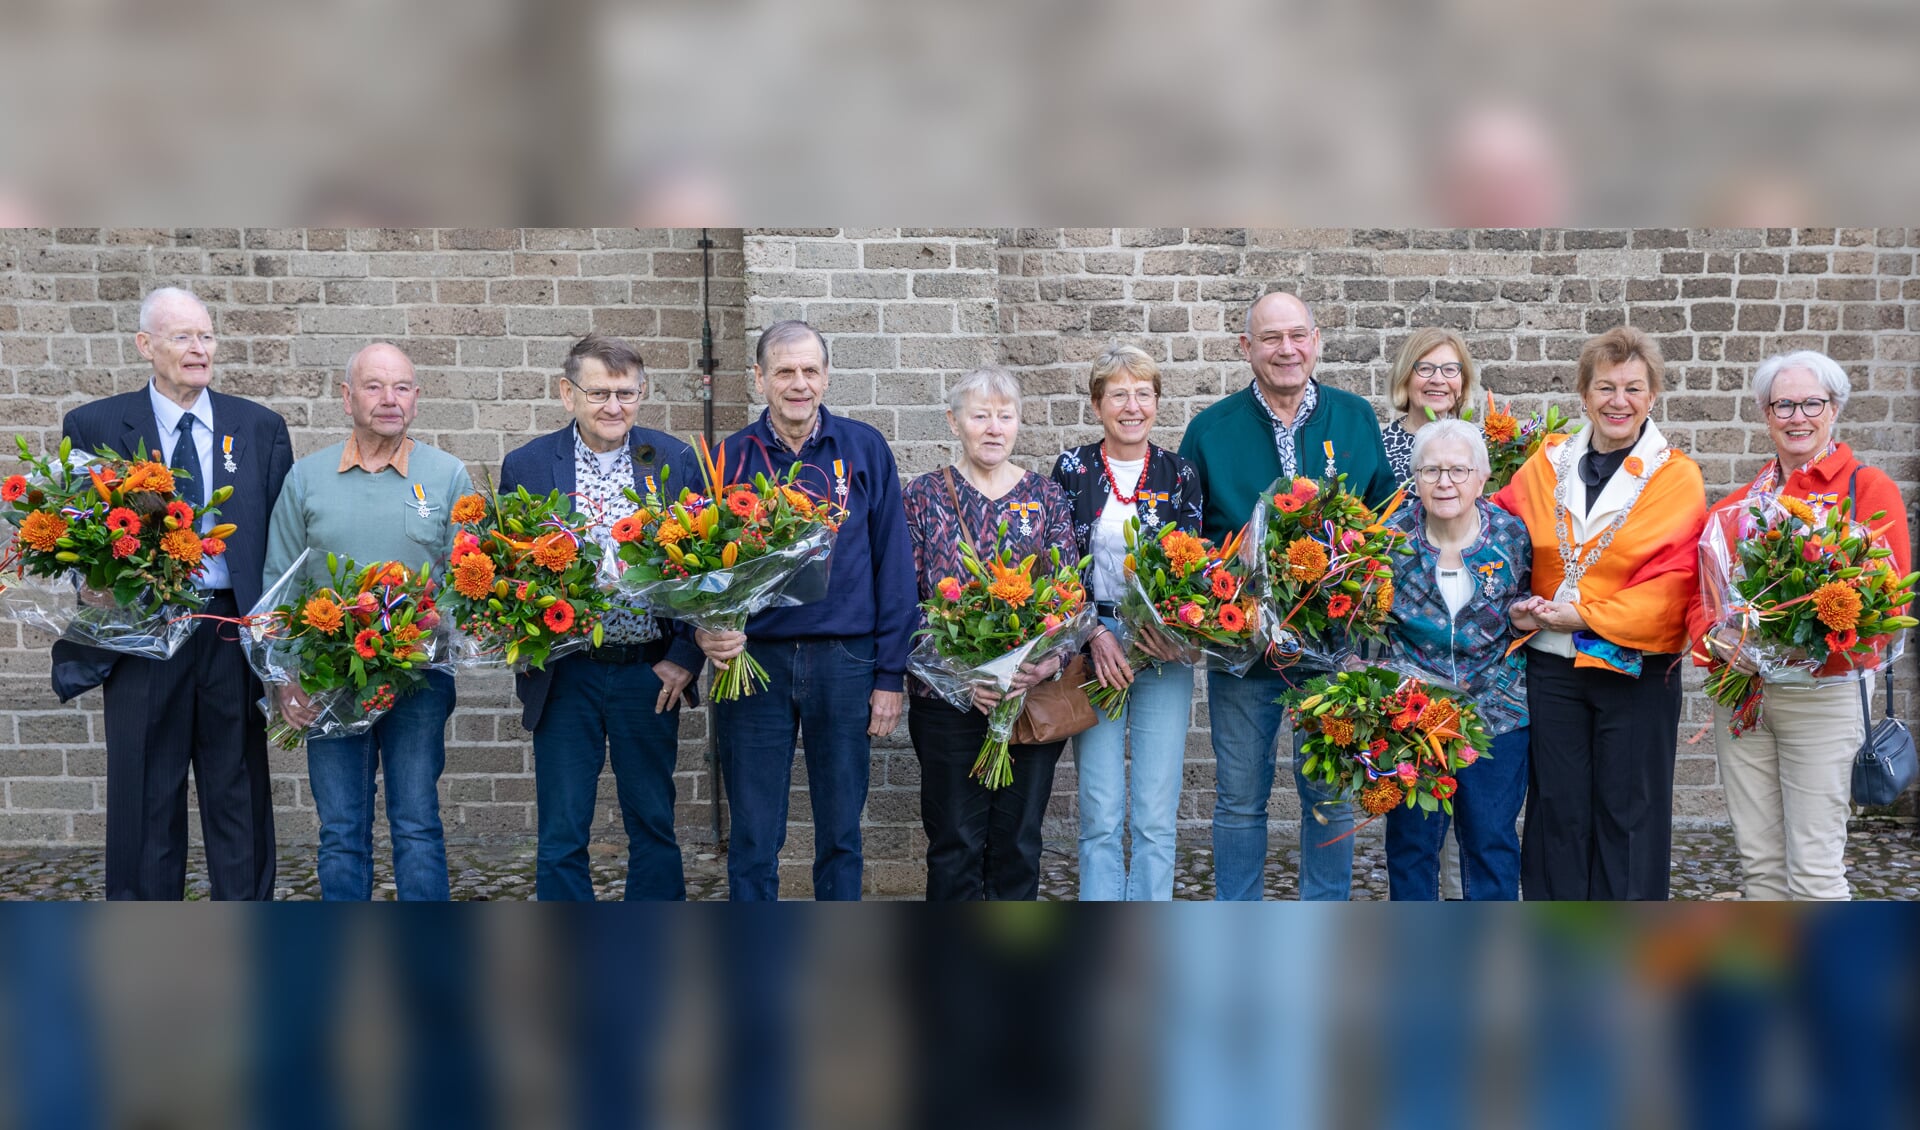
[1414,465,1476,484]
[573,387,642,405]
[154,332,216,348]
[1413,362,1463,380]
[1100,390,1158,407]
[1768,397,1830,420]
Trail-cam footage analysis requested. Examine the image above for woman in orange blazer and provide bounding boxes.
[1684,350,1911,900]
[1493,327,1707,900]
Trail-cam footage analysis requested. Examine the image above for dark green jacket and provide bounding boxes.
[1177,382,1397,544]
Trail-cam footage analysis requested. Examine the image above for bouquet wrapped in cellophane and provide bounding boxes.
[1286,665,1491,826]
[614,436,841,700]
[441,484,613,670]
[1697,491,1915,736]
[0,434,236,658]
[243,549,452,749]
[1081,520,1261,719]
[1250,473,1410,672]
[909,527,1097,789]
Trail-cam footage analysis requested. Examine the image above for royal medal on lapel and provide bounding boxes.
[1139,490,1170,528]
[221,434,237,473]
[412,482,431,518]
[1322,440,1337,479]
[1008,499,1040,536]
[832,458,849,505]
[644,474,658,496]
[1476,560,1506,598]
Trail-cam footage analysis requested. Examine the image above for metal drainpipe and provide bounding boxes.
[698,229,725,847]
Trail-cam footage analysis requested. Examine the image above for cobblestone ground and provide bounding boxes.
[2,821,1915,900]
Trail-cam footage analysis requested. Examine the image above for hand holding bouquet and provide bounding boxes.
[614,436,842,700]
[1474,393,1582,492]
[244,549,446,749]
[1252,474,1410,671]
[910,528,1096,789]
[1287,666,1490,826]
[1,435,235,658]
[442,484,611,670]
[1699,492,1916,735]
[1082,520,1260,719]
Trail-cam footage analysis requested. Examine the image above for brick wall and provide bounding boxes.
[3,227,1916,892]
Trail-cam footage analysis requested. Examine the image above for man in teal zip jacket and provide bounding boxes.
[1179,291,1397,900]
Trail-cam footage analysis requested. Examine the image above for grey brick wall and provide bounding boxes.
[3,227,1915,894]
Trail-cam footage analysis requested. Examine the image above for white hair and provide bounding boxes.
[947,366,1023,415]
[138,286,208,332]
[1752,350,1850,415]
[1410,418,1491,477]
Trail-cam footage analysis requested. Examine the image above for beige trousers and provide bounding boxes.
[1713,675,1868,901]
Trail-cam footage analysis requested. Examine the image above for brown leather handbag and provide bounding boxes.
[942,468,1098,747]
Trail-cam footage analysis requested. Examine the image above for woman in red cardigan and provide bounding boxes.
[1685,350,1912,900]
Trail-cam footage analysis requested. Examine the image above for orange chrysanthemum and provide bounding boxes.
[394,623,424,643]
[530,531,578,572]
[781,486,815,515]
[655,519,688,545]
[1360,776,1405,815]
[159,527,202,566]
[1162,531,1207,574]
[451,494,488,524]
[1415,697,1461,735]
[18,510,67,552]
[1285,538,1328,584]
[120,461,176,495]
[1374,579,1395,615]
[1779,496,1816,525]
[301,596,346,635]
[1320,714,1358,748]
[987,559,1035,608]
[452,552,497,600]
[1811,581,1863,633]
[1483,410,1520,444]
[611,514,646,543]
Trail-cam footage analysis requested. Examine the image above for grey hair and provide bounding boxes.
[138,286,207,332]
[753,320,829,370]
[1243,290,1317,337]
[947,366,1023,415]
[1752,350,1850,415]
[1410,418,1491,477]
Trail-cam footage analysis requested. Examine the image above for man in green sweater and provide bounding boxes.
[1178,291,1396,901]
[264,342,472,900]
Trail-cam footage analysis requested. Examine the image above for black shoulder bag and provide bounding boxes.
[1844,468,1917,805]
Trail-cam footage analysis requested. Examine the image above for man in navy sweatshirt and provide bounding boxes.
[695,320,915,900]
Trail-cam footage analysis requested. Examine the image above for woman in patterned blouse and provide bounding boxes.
[901,366,1076,900]
[1049,344,1204,900]
[1380,327,1483,487]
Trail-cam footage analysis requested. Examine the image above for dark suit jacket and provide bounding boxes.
[49,387,294,701]
[499,425,706,732]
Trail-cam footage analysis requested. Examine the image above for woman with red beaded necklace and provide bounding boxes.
[1049,344,1204,900]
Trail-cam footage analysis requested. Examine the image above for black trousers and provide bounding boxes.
[1520,649,1682,901]
[908,696,1066,901]
[102,591,275,900]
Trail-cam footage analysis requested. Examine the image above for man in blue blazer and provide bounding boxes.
[52,287,292,899]
[499,334,705,900]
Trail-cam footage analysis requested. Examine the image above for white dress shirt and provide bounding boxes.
[148,382,230,591]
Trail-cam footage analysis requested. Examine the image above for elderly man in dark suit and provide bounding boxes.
[500,334,704,900]
[52,286,292,899]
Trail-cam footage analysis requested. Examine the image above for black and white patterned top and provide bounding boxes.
[1247,377,1320,479]
[1381,417,1419,487]
[572,428,659,644]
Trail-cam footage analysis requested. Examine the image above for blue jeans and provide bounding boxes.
[715,636,876,901]
[1385,726,1530,900]
[306,669,455,901]
[1206,667,1354,900]
[1075,638,1193,901]
[533,653,685,901]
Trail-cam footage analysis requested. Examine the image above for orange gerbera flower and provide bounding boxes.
[1483,410,1520,444]
[1210,569,1239,600]
[543,599,576,633]
[1326,593,1354,618]
[611,514,646,543]
[106,507,141,535]
[1779,496,1816,525]
[18,510,67,552]
[452,552,497,599]
[159,527,202,566]
[1320,714,1358,748]
[353,629,381,659]
[1811,581,1862,632]
[1162,531,1207,574]
[530,531,578,572]
[1285,538,1328,583]
[655,519,688,545]
[451,494,488,524]
[726,490,761,519]
[1,474,26,502]
[1275,493,1304,514]
[1218,602,1247,632]
[987,559,1034,608]
[301,596,346,635]
[165,500,195,528]
[120,461,176,495]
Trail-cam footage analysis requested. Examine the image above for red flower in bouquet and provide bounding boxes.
[1,474,25,502]
[1210,569,1238,600]
[1274,492,1304,514]
[165,500,195,527]
[1431,775,1458,800]
[200,536,227,558]
[611,514,646,543]
[543,599,575,633]
[1325,593,1353,619]
[112,535,139,559]
[106,507,140,536]
[353,629,381,659]
[726,489,761,519]
[938,576,963,602]
[1217,602,1246,632]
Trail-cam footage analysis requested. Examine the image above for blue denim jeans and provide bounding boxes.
[715,635,876,901]
[1075,633,1194,901]
[1205,667,1354,900]
[1385,726,1530,900]
[306,669,455,901]
[533,653,685,901]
